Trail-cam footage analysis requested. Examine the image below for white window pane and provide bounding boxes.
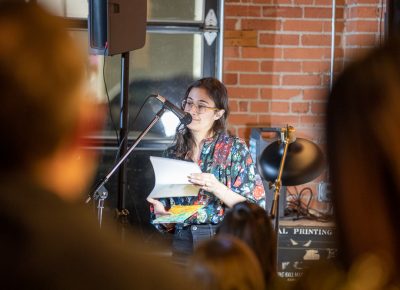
[39,0,204,21]
[148,0,204,22]
[37,0,64,16]
[38,0,88,18]
[66,0,88,18]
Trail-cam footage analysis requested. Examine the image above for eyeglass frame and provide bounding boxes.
[181,99,220,114]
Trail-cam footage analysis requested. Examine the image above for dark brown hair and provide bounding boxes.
[190,235,265,290]
[326,37,400,280]
[217,201,277,285]
[171,77,230,159]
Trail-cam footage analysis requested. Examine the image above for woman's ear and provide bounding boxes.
[214,109,225,120]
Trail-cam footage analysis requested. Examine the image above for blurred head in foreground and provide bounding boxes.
[189,235,265,290]
[217,201,276,285]
[326,38,400,287]
[0,1,102,201]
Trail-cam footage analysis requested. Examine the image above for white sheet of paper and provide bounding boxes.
[148,156,202,198]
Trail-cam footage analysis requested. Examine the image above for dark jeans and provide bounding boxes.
[172,224,218,265]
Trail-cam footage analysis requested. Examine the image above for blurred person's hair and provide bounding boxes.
[327,37,400,283]
[0,1,87,174]
[189,235,265,290]
[217,201,276,285]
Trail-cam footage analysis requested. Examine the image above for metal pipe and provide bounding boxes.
[217,0,225,80]
[329,0,336,91]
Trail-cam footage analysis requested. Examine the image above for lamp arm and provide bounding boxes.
[270,135,290,219]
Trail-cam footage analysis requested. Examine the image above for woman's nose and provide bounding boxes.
[188,104,198,114]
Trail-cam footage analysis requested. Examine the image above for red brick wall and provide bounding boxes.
[223,0,384,212]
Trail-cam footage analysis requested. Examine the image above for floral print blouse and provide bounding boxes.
[150,132,266,232]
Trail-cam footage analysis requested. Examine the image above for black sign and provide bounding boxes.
[277,224,337,282]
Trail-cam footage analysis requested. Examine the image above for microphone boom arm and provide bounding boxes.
[86,106,168,203]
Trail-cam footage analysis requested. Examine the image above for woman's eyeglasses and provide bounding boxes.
[182,99,219,114]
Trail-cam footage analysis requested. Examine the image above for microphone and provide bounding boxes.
[154,94,192,125]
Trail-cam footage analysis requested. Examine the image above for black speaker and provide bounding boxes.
[88,0,147,55]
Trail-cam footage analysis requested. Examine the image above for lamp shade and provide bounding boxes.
[258,138,324,186]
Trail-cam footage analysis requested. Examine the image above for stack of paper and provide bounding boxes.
[148,156,202,199]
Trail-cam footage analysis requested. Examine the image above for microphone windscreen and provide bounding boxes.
[181,113,192,125]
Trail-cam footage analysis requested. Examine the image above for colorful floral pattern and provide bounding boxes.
[150,132,266,232]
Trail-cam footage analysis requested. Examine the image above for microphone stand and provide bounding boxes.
[86,106,168,227]
[96,185,108,228]
[116,51,130,236]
